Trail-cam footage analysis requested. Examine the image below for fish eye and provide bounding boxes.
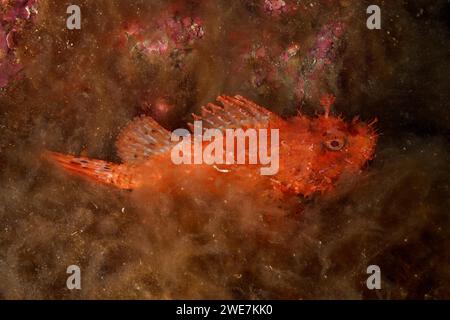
[324,137,345,151]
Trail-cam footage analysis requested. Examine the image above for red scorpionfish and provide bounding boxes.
[45,95,378,198]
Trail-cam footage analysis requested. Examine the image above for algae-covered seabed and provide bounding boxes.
[0,0,449,299]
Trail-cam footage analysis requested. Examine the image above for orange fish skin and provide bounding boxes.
[270,114,378,197]
[45,95,378,198]
[43,151,139,190]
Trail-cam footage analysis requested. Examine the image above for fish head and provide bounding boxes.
[311,114,378,174]
[276,101,378,196]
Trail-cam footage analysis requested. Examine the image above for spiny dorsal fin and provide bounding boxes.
[116,96,280,163]
[188,95,280,132]
[116,116,173,164]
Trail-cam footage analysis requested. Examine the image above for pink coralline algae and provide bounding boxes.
[235,19,345,105]
[263,0,298,17]
[123,15,204,63]
[1,0,38,22]
[239,43,295,88]
[264,0,286,14]
[0,0,38,88]
[280,43,301,63]
[163,16,204,48]
[307,22,345,67]
[295,21,345,102]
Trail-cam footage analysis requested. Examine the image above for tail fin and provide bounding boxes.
[44,151,136,189]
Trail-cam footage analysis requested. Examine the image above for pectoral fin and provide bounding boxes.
[116,116,173,164]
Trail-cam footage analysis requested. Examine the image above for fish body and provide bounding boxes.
[46,95,377,197]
